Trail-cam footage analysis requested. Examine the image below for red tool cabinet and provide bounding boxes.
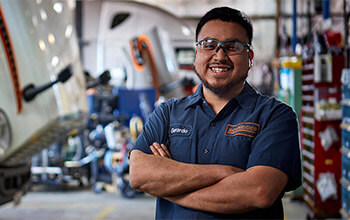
[300,55,344,218]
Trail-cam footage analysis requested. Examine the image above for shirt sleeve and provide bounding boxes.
[247,103,302,191]
[132,100,171,154]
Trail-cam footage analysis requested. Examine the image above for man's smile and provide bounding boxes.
[208,64,233,76]
[210,67,230,73]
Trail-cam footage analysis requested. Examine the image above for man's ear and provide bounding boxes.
[193,49,197,62]
[248,50,254,60]
[248,50,254,68]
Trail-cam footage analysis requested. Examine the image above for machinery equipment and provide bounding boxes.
[0,0,88,205]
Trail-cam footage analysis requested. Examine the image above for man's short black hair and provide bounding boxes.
[195,7,253,44]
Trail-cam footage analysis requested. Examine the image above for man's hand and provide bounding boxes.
[150,142,172,159]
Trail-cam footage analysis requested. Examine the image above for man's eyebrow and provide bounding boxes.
[200,37,218,41]
[200,37,240,42]
[224,38,240,42]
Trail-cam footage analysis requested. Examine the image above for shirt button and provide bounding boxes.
[210,122,216,126]
[203,148,209,154]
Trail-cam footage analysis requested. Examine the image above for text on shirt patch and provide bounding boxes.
[225,122,260,138]
[171,128,188,134]
[169,124,192,137]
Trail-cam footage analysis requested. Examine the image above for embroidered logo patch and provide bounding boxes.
[169,124,192,137]
[225,122,260,138]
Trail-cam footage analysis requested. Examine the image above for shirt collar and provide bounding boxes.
[233,81,258,112]
[184,82,258,112]
[185,84,204,109]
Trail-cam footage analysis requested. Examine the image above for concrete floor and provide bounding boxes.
[282,195,309,220]
[0,185,156,220]
[0,185,308,220]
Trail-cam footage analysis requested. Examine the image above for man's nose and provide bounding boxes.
[215,45,225,53]
[214,46,227,58]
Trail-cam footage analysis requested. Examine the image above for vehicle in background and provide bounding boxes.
[0,0,88,205]
[82,0,198,101]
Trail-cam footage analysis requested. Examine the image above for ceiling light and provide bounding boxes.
[51,56,59,67]
[181,26,191,36]
[65,25,73,38]
[32,16,38,27]
[40,9,47,21]
[53,2,63,14]
[39,40,46,51]
[48,33,55,44]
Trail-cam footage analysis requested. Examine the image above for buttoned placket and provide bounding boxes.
[196,98,240,163]
[195,100,215,162]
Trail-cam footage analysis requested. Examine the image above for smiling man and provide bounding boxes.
[129,7,301,219]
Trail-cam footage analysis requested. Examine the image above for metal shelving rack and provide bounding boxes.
[301,55,344,219]
[340,1,350,219]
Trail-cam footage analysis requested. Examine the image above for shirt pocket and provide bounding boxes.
[169,136,192,163]
[168,124,192,162]
[218,135,253,168]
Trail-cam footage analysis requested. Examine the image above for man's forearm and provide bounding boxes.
[129,150,243,197]
[164,172,256,214]
[165,166,288,214]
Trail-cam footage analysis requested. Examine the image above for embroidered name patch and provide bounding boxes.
[169,124,192,137]
[225,122,260,138]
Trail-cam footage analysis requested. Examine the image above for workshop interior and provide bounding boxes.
[0,0,350,219]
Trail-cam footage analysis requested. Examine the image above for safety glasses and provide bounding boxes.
[195,38,252,55]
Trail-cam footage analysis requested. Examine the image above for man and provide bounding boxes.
[129,7,301,219]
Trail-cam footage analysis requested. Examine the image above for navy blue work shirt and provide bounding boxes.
[133,82,302,219]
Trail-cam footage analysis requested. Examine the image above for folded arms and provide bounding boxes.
[129,142,288,214]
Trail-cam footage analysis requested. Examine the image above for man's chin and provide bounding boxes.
[203,78,247,97]
[194,68,246,97]
[203,82,232,97]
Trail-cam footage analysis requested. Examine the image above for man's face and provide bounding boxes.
[193,20,253,96]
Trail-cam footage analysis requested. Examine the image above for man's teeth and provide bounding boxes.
[211,67,229,73]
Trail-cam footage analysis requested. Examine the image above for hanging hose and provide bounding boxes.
[129,35,160,99]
